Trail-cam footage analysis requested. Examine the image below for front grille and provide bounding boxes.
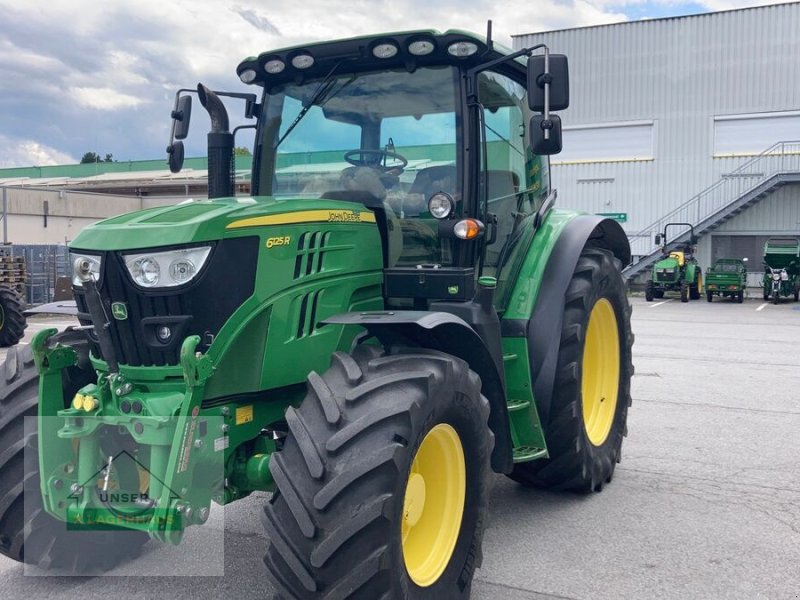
[656,270,676,283]
[74,237,258,367]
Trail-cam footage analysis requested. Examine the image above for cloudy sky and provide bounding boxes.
[0,0,786,168]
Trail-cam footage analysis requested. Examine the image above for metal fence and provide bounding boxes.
[8,244,71,306]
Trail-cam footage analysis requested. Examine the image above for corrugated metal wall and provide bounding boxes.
[513,3,800,237]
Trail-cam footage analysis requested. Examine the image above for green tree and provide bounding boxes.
[80,152,100,164]
[234,146,251,157]
[80,152,115,164]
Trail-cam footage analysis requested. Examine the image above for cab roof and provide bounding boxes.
[235,29,525,88]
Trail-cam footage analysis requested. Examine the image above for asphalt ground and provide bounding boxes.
[1,294,799,599]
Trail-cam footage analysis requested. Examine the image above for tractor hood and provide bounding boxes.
[69,196,376,251]
[654,257,679,270]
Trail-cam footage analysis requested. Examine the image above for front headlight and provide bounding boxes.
[773,273,781,281]
[123,246,212,289]
[70,252,101,287]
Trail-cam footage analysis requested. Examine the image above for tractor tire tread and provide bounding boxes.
[263,345,491,599]
[509,247,633,493]
[0,288,27,348]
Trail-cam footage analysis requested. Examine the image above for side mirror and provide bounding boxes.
[167,141,185,173]
[654,233,662,246]
[172,95,192,140]
[528,54,569,112]
[530,114,562,155]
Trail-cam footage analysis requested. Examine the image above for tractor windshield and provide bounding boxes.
[255,66,460,265]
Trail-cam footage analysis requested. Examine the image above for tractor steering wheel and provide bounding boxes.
[344,149,408,175]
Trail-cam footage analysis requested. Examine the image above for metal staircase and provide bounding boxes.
[624,141,800,278]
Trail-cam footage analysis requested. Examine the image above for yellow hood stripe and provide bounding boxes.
[227,209,376,229]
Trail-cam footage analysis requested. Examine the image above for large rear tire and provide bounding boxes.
[509,247,633,493]
[0,342,147,572]
[680,282,689,303]
[689,271,702,300]
[0,287,26,348]
[263,345,492,599]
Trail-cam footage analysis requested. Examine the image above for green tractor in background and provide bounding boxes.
[762,237,800,304]
[646,223,702,303]
[0,30,633,598]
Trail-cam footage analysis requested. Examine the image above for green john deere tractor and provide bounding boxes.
[0,30,633,598]
[646,223,702,303]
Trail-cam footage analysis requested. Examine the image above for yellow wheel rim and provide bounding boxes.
[581,298,621,446]
[402,423,466,587]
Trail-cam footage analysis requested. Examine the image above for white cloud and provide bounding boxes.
[0,0,785,167]
[0,135,76,168]
[69,87,148,110]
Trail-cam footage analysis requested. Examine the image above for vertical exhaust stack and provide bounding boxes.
[198,84,234,199]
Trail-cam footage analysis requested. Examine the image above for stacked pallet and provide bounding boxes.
[0,251,27,299]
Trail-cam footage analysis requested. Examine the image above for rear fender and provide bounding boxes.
[323,311,513,474]
[684,263,698,284]
[502,215,630,426]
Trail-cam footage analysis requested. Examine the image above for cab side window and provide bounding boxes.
[478,71,550,268]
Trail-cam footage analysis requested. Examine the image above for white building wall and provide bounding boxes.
[513,3,800,239]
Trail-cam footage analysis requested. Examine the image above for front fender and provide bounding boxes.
[323,310,513,474]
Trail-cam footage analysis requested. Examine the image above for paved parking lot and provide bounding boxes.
[2,294,799,599]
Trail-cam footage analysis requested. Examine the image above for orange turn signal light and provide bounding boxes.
[453,219,484,240]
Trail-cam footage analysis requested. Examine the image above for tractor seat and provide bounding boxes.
[669,251,685,266]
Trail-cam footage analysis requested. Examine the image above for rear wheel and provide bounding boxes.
[644,281,654,302]
[509,247,633,493]
[690,271,702,300]
[706,291,713,302]
[263,346,492,599]
[738,290,744,303]
[0,287,26,348]
[0,341,147,572]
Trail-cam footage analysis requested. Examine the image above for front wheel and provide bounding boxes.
[509,247,633,493]
[706,291,713,303]
[680,283,689,303]
[737,290,744,304]
[263,346,492,599]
